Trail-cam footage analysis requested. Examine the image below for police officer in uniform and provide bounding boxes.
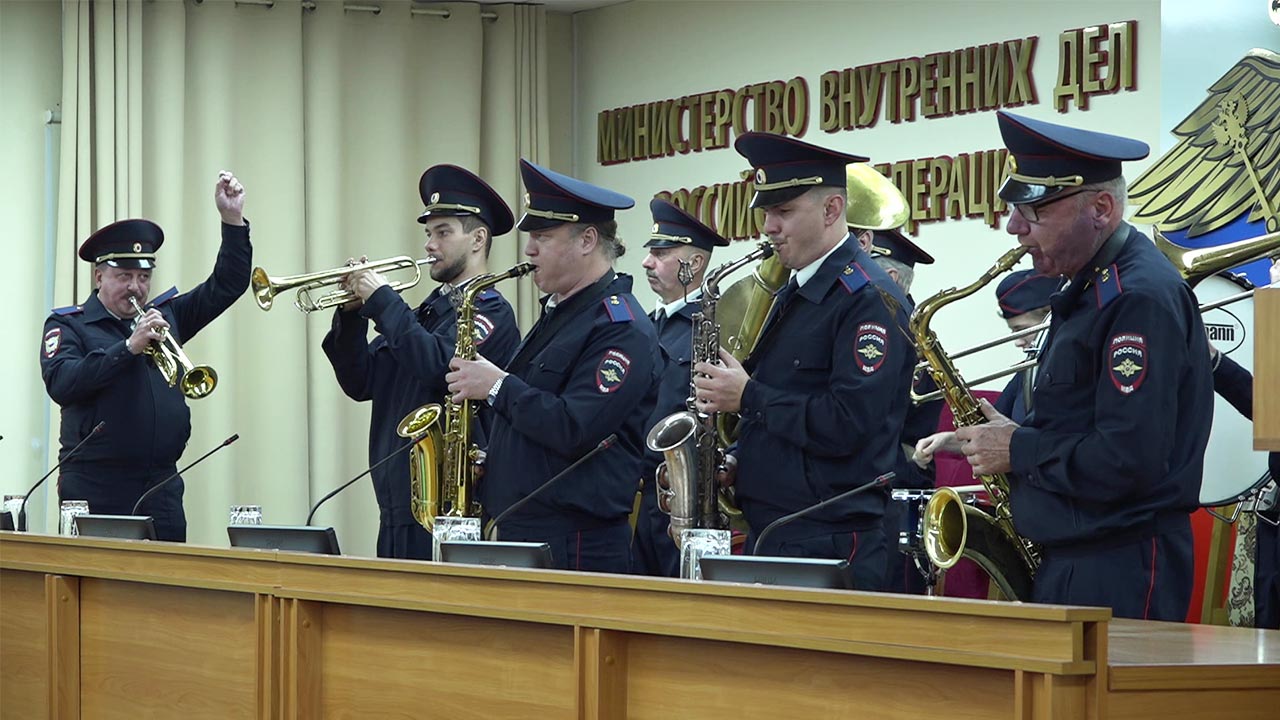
[633,198,730,577]
[955,112,1214,621]
[447,160,660,573]
[914,269,1060,464]
[322,165,520,560]
[694,134,916,590]
[990,270,1061,422]
[40,172,251,542]
[867,229,940,593]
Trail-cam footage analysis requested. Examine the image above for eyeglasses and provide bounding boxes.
[1013,189,1099,224]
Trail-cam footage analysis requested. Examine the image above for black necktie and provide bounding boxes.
[759,277,799,339]
[653,307,667,331]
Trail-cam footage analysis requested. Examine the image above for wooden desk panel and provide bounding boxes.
[0,570,47,718]
[622,633,1016,720]
[317,605,576,719]
[78,579,258,720]
[4,534,1277,720]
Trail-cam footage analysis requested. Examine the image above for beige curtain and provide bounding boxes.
[33,0,551,556]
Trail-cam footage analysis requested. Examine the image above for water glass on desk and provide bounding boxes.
[679,528,731,580]
[432,516,481,561]
[59,500,89,536]
[3,494,23,529]
[229,505,263,526]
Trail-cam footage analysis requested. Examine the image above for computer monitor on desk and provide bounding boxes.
[699,555,853,590]
[438,541,553,569]
[227,525,341,555]
[75,514,157,541]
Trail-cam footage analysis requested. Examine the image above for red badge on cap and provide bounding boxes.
[856,322,888,374]
[43,328,62,358]
[596,349,631,393]
[1108,333,1147,394]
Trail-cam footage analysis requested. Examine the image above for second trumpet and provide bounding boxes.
[251,255,438,313]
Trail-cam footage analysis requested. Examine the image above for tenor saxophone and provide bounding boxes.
[397,262,535,533]
[646,241,774,547]
[910,245,1039,601]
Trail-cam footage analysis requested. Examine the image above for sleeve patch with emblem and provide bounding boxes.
[472,314,495,345]
[855,320,885,371]
[43,328,62,358]
[595,348,631,393]
[1108,333,1147,394]
[856,322,888,374]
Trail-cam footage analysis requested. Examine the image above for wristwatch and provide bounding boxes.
[486,375,506,406]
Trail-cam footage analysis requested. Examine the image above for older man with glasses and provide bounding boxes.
[954,112,1215,621]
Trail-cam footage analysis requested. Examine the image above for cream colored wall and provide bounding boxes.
[572,0,1162,386]
[0,0,62,521]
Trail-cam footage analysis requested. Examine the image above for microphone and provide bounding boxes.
[305,434,422,525]
[17,421,106,532]
[752,472,894,555]
[131,434,240,516]
[485,434,617,541]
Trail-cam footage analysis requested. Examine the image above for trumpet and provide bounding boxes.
[251,255,438,313]
[129,297,217,400]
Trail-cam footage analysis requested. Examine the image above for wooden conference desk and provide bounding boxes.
[1,533,1276,719]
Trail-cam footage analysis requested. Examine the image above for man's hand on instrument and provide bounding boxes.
[715,453,738,488]
[348,268,389,302]
[912,431,958,469]
[447,355,505,402]
[954,399,1017,476]
[215,171,246,226]
[338,257,368,311]
[127,309,168,355]
[693,348,748,413]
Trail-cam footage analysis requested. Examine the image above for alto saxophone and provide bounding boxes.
[910,245,1039,601]
[646,241,774,547]
[397,262,535,533]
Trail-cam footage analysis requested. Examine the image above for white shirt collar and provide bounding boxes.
[791,234,850,288]
[654,287,703,318]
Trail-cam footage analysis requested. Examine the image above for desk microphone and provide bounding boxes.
[752,472,894,555]
[305,434,422,525]
[17,421,105,531]
[131,434,240,515]
[485,434,617,541]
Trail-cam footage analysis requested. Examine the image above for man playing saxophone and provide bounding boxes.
[446,160,660,573]
[694,134,915,590]
[954,112,1214,620]
[322,165,519,560]
[633,198,730,577]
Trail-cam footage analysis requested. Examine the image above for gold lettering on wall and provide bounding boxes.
[1053,20,1138,112]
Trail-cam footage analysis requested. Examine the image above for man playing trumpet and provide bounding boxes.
[322,165,520,560]
[40,171,251,542]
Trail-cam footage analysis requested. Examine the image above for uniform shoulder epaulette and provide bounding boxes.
[476,288,500,302]
[52,304,84,316]
[151,286,180,306]
[602,294,635,323]
[837,262,871,294]
[1092,263,1123,308]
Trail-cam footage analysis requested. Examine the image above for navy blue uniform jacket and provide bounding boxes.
[736,236,916,532]
[322,282,518,527]
[40,223,252,490]
[639,299,699,495]
[483,273,660,534]
[1009,224,1214,545]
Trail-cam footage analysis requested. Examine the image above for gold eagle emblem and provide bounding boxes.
[1112,358,1143,378]
[858,343,884,360]
[1130,49,1280,236]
